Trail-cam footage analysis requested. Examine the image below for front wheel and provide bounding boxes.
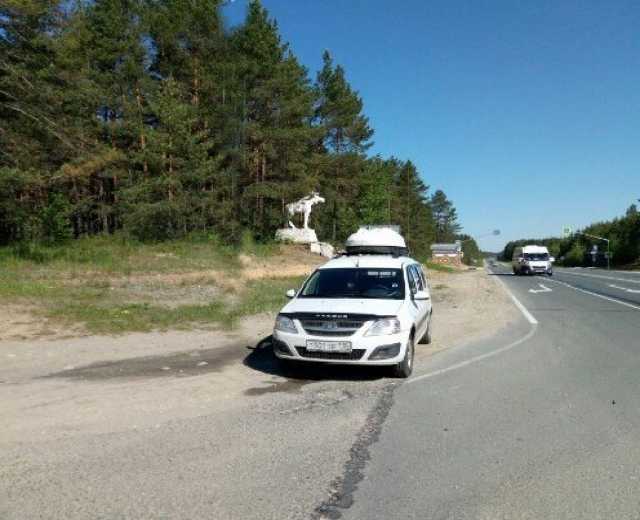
[392,335,414,378]
[419,316,432,344]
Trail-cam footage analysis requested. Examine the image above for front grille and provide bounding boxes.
[299,319,367,337]
[295,347,366,360]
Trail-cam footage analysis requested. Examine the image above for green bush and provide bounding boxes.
[123,202,187,242]
[41,194,73,244]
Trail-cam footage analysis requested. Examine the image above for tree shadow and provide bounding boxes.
[243,336,388,382]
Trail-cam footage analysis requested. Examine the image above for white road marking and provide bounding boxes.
[608,284,640,294]
[546,278,640,311]
[558,270,640,285]
[409,325,537,384]
[408,267,538,383]
[570,267,640,275]
[529,284,552,294]
[491,271,539,325]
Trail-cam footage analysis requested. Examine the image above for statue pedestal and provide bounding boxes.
[275,228,318,244]
[310,242,335,258]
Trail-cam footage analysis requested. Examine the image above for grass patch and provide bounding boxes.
[0,232,244,277]
[42,276,306,335]
[0,234,313,335]
[424,261,457,273]
[229,276,305,319]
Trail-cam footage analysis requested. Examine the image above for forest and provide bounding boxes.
[0,0,472,261]
[501,204,640,268]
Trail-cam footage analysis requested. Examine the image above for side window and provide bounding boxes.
[408,265,423,293]
[406,266,417,295]
[414,265,424,291]
[417,266,427,290]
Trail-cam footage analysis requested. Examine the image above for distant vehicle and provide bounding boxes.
[272,227,432,378]
[512,245,554,276]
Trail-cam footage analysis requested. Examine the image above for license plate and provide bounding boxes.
[306,340,352,353]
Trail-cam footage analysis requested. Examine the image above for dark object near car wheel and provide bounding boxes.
[277,357,298,374]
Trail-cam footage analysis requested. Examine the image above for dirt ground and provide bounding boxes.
[0,267,517,445]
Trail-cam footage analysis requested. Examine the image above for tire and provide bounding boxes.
[418,315,432,344]
[392,334,415,378]
[547,271,553,277]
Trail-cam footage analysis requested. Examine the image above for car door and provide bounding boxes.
[407,264,429,339]
[416,264,432,329]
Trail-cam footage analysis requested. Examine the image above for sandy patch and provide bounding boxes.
[420,268,518,358]
[0,305,86,341]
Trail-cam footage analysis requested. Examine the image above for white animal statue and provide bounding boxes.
[286,192,325,230]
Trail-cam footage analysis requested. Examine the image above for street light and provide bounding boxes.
[459,229,501,243]
[576,232,610,270]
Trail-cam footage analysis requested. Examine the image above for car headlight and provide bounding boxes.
[275,315,298,334]
[365,318,401,336]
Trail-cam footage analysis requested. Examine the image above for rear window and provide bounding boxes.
[300,268,405,300]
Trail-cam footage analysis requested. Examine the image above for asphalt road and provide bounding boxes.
[553,266,640,307]
[336,264,640,519]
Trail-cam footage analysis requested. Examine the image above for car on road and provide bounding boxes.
[512,245,554,276]
[272,227,432,378]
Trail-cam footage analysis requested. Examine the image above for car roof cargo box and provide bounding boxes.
[345,226,409,256]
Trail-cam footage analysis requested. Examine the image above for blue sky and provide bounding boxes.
[223,0,640,251]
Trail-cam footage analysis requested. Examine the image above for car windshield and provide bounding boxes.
[300,268,405,300]
[524,253,549,261]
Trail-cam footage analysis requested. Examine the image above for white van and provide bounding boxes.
[512,245,554,276]
[272,227,432,378]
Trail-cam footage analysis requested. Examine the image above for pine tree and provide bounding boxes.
[431,189,460,243]
[0,0,463,251]
[51,0,150,236]
[0,0,74,170]
[392,160,435,257]
[315,50,373,241]
[232,0,318,239]
[357,157,394,225]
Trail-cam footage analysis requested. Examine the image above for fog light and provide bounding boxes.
[369,343,401,360]
[273,339,293,356]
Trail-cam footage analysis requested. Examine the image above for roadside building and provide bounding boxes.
[430,242,464,266]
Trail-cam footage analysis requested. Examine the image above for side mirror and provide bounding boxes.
[413,290,430,301]
[286,289,296,299]
[549,257,555,263]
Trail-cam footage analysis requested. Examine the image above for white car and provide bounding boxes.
[272,228,432,378]
[512,245,554,276]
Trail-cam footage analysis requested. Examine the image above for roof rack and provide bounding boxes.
[343,245,408,257]
[343,226,409,257]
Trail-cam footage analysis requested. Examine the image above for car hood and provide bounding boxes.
[280,298,403,317]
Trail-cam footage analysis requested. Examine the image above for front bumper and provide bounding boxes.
[272,328,411,366]
[522,264,552,274]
